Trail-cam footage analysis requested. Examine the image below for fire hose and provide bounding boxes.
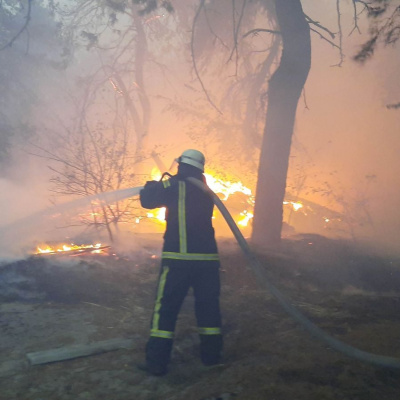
[186,177,400,369]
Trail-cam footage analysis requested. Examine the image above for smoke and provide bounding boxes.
[1,0,399,258]
[0,182,144,260]
[285,1,400,255]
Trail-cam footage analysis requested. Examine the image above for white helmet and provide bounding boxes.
[176,149,205,172]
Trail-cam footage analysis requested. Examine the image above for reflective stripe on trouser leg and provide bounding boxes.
[198,327,222,335]
[146,265,191,370]
[198,326,223,364]
[150,266,174,339]
[192,265,222,365]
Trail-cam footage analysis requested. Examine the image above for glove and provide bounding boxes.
[144,180,159,189]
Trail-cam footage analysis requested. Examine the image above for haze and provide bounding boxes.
[0,0,399,257]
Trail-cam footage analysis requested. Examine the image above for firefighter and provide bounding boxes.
[138,149,223,376]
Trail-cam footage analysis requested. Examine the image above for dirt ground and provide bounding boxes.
[1,235,400,400]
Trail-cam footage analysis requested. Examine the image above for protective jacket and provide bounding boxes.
[140,173,219,263]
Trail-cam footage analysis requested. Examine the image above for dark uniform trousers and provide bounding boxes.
[146,260,223,370]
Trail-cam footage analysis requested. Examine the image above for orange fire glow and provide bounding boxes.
[237,211,254,227]
[146,168,254,227]
[204,173,252,201]
[144,168,306,229]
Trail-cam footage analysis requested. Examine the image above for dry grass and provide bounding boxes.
[1,235,400,399]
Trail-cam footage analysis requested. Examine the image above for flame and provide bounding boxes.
[147,168,254,226]
[151,167,162,181]
[237,211,253,227]
[144,168,167,223]
[149,168,253,201]
[204,173,252,201]
[147,208,166,223]
[144,167,331,232]
[283,201,303,211]
[36,243,105,255]
[205,173,253,227]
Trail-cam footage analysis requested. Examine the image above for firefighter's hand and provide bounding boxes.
[144,180,159,189]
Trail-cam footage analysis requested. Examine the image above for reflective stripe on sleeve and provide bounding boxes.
[162,180,171,188]
[162,252,220,261]
[198,327,222,335]
[150,329,174,339]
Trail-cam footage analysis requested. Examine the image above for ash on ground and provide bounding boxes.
[1,235,400,400]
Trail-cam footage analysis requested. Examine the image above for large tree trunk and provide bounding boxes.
[251,0,311,248]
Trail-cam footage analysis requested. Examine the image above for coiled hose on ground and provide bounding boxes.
[187,177,400,369]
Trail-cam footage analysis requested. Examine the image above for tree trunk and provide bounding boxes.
[251,0,311,248]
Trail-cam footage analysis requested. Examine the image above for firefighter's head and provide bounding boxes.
[176,149,205,172]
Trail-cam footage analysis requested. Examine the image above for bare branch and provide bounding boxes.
[304,13,336,39]
[309,27,340,49]
[28,142,99,187]
[203,6,229,50]
[349,0,362,35]
[331,0,345,67]
[243,28,280,39]
[302,87,309,110]
[227,0,248,76]
[0,0,33,51]
[191,0,222,115]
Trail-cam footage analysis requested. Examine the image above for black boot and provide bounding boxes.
[136,362,167,377]
[141,337,173,376]
[200,334,223,366]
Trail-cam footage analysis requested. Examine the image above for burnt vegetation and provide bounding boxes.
[1,237,400,399]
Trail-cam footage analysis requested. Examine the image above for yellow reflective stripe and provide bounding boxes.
[151,266,169,332]
[162,252,220,261]
[162,180,171,188]
[198,327,222,335]
[150,329,174,339]
[178,181,187,253]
